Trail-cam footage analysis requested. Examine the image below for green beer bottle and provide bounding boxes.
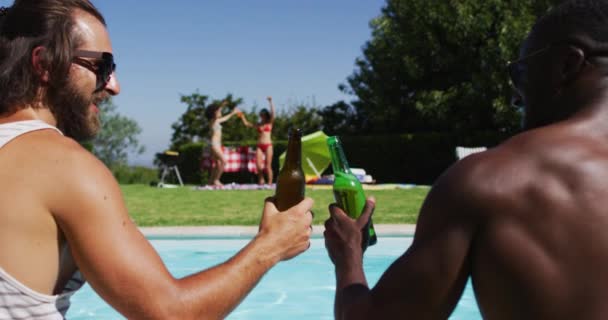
[275,128,305,211]
[327,136,377,250]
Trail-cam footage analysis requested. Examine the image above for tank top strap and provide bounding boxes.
[0,120,63,149]
[0,266,78,318]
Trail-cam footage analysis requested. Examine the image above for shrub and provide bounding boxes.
[111,165,158,184]
[164,131,509,185]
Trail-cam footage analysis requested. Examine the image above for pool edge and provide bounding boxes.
[140,224,416,239]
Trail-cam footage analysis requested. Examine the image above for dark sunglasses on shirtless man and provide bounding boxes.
[507,42,608,93]
[72,49,116,92]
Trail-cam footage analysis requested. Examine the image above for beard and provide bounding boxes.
[46,79,107,141]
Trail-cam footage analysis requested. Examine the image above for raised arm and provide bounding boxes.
[50,140,313,320]
[217,107,240,123]
[325,161,479,319]
[266,96,275,122]
[239,112,254,128]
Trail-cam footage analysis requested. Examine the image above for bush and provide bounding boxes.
[111,165,158,184]
[173,142,206,184]
[165,131,509,185]
[339,131,509,184]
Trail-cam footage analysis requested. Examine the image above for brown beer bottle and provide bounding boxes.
[275,128,305,211]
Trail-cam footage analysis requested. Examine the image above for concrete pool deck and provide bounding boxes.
[140,224,416,237]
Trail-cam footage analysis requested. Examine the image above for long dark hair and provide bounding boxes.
[0,0,105,115]
[259,108,270,123]
[205,104,222,120]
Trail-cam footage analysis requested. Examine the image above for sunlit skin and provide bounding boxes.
[0,8,313,320]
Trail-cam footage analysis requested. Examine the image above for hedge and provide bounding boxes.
[339,131,509,184]
[111,165,158,185]
[159,131,510,185]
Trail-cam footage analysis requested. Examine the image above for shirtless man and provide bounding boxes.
[324,1,608,318]
[0,1,312,319]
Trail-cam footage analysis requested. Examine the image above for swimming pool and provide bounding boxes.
[66,236,481,319]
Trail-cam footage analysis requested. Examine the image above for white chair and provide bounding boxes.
[455,146,487,160]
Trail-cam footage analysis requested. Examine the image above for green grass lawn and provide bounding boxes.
[121,184,430,226]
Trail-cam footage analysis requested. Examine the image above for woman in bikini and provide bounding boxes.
[205,101,240,187]
[239,96,275,185]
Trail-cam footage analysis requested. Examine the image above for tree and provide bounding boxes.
[343,0,559,135]
[91,98,145,167]
[272,105,323,140]
[170,92,324,150]
[317,101,362,136]
[169,92,244,149]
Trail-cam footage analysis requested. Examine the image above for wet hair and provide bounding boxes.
[0,0,105,115]
[528,0,608,51]
[205,104,222,120]
[259,108,270,122]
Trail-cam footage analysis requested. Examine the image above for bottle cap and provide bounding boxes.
[288,127,302,137]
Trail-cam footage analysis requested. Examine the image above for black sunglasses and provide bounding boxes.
[72,49,116,92]
[507,45,554,92]
[507,42,608,92]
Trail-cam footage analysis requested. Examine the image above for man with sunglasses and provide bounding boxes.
[325,1,608,319]
[0,0,313,319]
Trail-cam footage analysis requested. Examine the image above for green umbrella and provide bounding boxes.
[279,130,330,182]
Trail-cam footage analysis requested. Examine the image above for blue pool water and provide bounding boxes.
[66,237,482,319]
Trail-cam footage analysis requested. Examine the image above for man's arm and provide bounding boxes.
[325,160,480,319]
[48,139,313,320]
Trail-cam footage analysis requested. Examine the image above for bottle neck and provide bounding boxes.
[284,133,302,168]
[328,139,351,174]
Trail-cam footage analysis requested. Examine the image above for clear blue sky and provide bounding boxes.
[0,0,386,166]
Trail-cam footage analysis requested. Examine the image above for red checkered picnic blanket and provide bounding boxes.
[201,146,262,173]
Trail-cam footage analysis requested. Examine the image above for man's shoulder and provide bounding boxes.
[20,129,93,160]
[16,129,109,180]
[439,126,587,211]
[435,141,535,209]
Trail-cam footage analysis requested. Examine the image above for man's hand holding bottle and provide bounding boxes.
[256,197,314,262]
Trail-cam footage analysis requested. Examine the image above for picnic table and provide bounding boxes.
[201,146,263,173]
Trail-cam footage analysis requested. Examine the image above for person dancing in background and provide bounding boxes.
[239,96,276,185]
[205,101,240,187]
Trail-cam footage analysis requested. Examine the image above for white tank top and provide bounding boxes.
[0,120,85,319]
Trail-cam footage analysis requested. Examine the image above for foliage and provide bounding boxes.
[111,165,158,185]
[342,0,560,135]
[317,101,362,136]
[337,131,509,184]
[166,130,509,186]
[91,98,144,168]
[169,92,244,150]
[272,104,323,139]
[169,93,323,150]
[172,142,206,185]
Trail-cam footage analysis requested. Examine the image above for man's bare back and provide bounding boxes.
[466,118,608,318]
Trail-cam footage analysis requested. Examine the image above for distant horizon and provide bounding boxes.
[0,0,387,167]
